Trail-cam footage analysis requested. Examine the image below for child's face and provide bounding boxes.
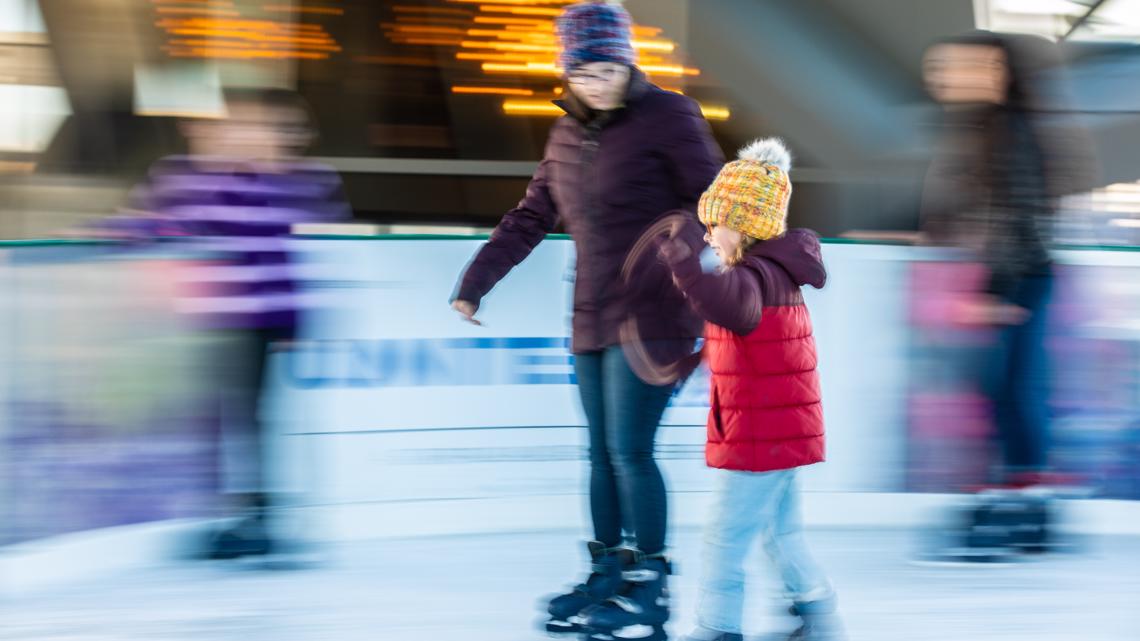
[705,224,745,265]
[186,101,311,162]
[222,102,312,162]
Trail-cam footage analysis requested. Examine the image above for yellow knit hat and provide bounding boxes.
[698,138,792,241]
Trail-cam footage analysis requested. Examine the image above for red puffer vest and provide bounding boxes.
[703,232,826,472]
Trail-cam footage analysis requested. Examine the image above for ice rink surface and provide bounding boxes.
[4,525,1138,641]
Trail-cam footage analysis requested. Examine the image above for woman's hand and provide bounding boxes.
[451,299,482,326]
[954,295,1028,326]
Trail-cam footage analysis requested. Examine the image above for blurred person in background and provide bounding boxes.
[654,138,843,641]
[93,87,350,560]
[920,31,1093,560]
[450,1,723,637]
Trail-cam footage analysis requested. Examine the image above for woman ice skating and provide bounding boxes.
[450,1,723,638]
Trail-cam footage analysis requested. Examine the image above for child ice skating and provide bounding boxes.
[656,138,846,641]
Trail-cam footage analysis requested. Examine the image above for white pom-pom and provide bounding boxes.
[737,137,792,172]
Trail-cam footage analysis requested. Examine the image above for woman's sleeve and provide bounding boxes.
[453,156,559,306]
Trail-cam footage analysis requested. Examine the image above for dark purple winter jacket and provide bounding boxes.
[454,69,725,360]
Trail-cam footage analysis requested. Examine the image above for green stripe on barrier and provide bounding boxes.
[0,236,1136,251]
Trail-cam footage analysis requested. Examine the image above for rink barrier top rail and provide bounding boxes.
[0,236,1138,251]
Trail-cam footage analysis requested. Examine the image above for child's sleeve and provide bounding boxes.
[663,245,763,336]
[306,166,353,223]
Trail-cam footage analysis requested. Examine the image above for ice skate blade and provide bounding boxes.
[546,619,584,636]
[909,548,1026,567]
[585,624,666,641]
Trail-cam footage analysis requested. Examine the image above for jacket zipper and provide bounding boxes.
[580,119,603,314]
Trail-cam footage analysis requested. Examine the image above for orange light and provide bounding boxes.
[0,161,36,174]
[155,7,241,16]
[465,29,553,40]
[394,37,466,46]
[632,26,663,37]
[448,0,570,4]
[479,5,562,16]
[473,16,551,26]
[639,65,698,77]
[631,39,675,53]
[483,62,560,75]
[503,24,554,32]
[456,51,544,62]
[263,5,345,15]
[700,105,731,121]
[452,86,535,96]
[385,24,466,35]
[501,97,728,121]
[384,0,705,93]
[502,99,563,116]
[170,38,342,52]
[168,29,335,46]
[466,29,505,37]
[460,40,555,52]
[158,18,326,32]
[167,47,329,60]
[392,6,473,16]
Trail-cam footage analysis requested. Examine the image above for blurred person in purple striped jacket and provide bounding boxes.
[103,87,350,560]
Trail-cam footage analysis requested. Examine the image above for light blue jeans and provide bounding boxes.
[696,468,833,634]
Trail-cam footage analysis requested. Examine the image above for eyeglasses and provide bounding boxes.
[567,67,625,85]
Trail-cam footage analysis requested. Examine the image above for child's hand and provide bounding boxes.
[657,236,693,265]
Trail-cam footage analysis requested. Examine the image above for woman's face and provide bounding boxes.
[706,224,745,265]
[923,44,1009,105]
[567,62,632,111]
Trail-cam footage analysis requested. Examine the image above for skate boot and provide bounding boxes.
[1003,490,1054,554]
[581,552,671,641]
[544,542,631,635]
[786,595,846,641]
[206,520,272,559]
[916,491,1024,564]
[206,494,274,560]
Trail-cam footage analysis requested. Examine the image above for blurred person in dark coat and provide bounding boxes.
[922,31,1092,483]
[920,31,1095,558]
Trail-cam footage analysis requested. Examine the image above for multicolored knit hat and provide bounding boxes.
[698,138,793,241]
[556,1,636,71]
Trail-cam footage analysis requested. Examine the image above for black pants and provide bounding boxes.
[984,274,1054,477]
[215,327,290,498]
